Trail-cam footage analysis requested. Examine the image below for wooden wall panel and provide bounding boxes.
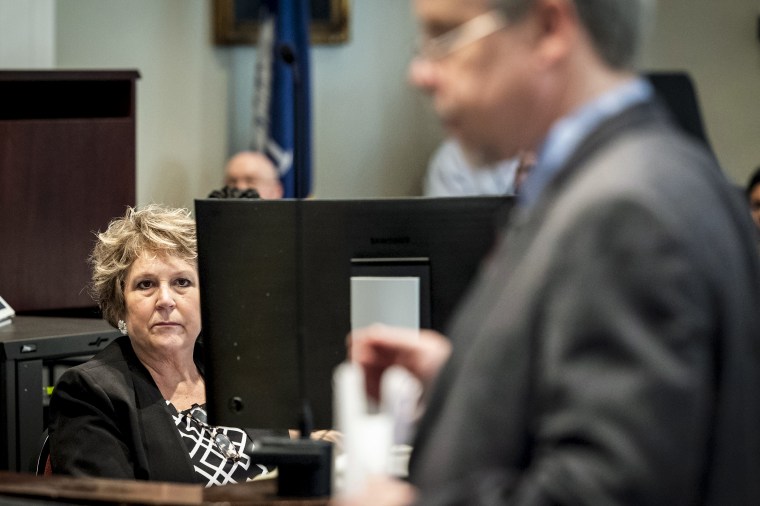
[0,71,138,313]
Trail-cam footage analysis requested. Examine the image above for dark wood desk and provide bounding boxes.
[0,472,329,505]
[0,317,121,472]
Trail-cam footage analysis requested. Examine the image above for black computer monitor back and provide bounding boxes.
[195,196,512,430]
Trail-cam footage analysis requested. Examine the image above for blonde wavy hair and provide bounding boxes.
[89,204,197,328]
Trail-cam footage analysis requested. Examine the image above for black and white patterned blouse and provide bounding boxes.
[167,402,271,487]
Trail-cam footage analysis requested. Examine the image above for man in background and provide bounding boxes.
[223,150,283,199]
[341,0,760,504]
[423,138,519,196]
[424,139,536,197]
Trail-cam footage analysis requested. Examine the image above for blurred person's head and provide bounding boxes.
[746,167,760,230]
[408,0,650,166]
[224,151,283,199]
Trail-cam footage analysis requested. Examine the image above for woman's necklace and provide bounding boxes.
[185,404,242,462]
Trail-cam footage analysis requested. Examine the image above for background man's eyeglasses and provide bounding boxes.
[414,9,509,61]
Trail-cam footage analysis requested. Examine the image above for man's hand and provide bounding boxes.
[331,475,417,506]
[349,324,452,401]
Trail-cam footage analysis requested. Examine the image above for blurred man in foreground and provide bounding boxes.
[342,0,760,504]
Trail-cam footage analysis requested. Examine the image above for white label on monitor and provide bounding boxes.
[350,277,420,330]
[0,294,15,323]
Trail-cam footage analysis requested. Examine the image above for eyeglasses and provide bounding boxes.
[186,404,241,462]
[414,9,509,61]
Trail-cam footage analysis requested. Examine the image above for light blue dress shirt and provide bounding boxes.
[519,78,654,208]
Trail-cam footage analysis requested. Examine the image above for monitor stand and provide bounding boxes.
[246,433,332,498]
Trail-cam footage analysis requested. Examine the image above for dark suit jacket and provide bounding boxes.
[409,99,760,505]
[48,336,205,483]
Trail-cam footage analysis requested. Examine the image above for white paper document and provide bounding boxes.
[350,276,420,330]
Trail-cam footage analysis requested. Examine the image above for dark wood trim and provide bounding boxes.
[213,0,349,45]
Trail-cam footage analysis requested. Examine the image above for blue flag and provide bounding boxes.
[252,0,312,198]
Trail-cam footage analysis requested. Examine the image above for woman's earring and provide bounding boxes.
[117,320,128,335]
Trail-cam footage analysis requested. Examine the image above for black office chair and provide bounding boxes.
[30,429,52,476]
[645,71,713,154]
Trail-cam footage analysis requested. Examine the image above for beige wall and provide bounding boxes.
[640,0,760,185]
[10,0,757,207]
[0,0,54,68]
[56,0,230,209]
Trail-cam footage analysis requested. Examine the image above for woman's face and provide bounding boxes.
[122,252,201,359]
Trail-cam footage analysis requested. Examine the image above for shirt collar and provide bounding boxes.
[518,77,654,208]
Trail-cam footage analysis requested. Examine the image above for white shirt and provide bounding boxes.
[423,139,518,197]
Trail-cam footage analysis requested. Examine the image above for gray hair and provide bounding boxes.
[492,0,652,69]
[89,204,197,328]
